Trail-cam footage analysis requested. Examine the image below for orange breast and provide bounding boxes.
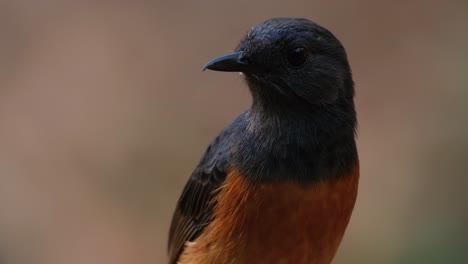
[179,164,359,264]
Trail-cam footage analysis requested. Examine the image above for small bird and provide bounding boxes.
[168,18,359,264]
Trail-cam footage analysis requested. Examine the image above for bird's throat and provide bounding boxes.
[232,103,357,184]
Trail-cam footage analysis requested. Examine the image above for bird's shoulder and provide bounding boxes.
[167,112,247,264]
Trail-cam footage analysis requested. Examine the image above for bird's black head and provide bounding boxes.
[204,18,354,110]
[203,18,358,183]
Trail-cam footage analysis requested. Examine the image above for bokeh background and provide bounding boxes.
[0,1,467,263]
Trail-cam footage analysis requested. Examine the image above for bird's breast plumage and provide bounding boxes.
[178,162,359,264]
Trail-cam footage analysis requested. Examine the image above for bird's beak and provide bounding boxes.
[202,51,251,72]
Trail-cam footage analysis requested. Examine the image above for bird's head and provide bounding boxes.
[204,18,354,109]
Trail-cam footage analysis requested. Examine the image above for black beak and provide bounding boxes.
[202,51,251,72]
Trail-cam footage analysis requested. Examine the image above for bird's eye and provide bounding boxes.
[287,47,308,67]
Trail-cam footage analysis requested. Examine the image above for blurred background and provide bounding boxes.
[0,1,467,263]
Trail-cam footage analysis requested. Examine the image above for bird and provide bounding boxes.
[167,18,359,264]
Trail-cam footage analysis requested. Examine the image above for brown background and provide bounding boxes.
[0,1,467,263]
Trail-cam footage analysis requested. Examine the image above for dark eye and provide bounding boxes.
[287,47,308,67]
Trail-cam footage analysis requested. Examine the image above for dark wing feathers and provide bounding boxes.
[167,128,234,264]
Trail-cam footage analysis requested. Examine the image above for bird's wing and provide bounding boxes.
[167,128,234,264]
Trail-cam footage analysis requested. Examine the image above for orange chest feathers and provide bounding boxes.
[179,164,359,264]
